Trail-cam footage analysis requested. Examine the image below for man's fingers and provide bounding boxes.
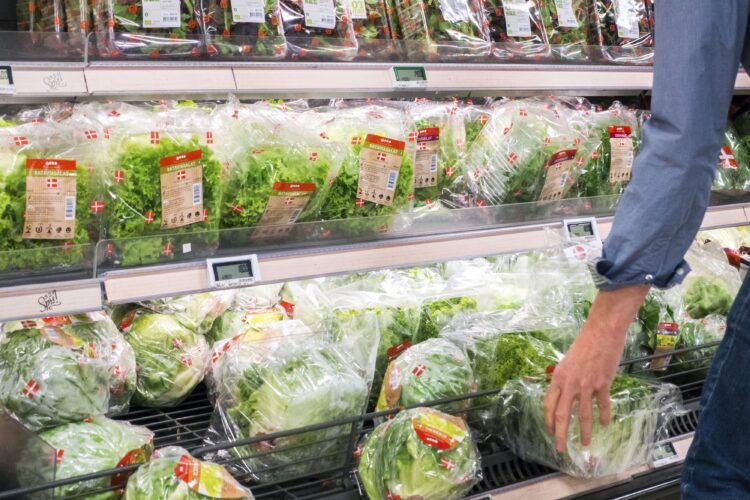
[543,384,561,436]
[554,390,575,453]
[579,391,593,447]
[597,386,612,426]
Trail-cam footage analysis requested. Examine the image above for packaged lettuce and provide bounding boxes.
[0,119,102,274]
[217,101,343,239]
[203,0,287,59]
[206,284,286,343]
[125,446,254,499]
[485,0,549,60]
[205,330,369,481]
[313,103,416,235]
[63,0,92,34]
[376,338,474,414]
[409,100,467,211]
[358,407,481,500]
[395,0,491,60]
[101,104,222,266]
[139,290,236,335]
[351,0,397,60]
[498,375,682,478]
[19,416,153,499]
[118,308,208,407]
[93,0,203,58]
[590,0,654,65]
[0,322,111,430]
[415,294,479,343]
[279,0,358,60]
[713,123,750,191]
[17,0,64,32]
[539,0,589,61]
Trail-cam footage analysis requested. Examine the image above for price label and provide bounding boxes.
[0,66,14,95]
[651,441,681,468]
[206,254,261,289]
[392,66,428,89]
[563,217,601,244]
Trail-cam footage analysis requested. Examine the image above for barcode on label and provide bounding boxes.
[430,154,438,173]
[64,196,76,221]
[162,14,178,22]
[321,16,335,25]
[192,183,202,205]
[287,208,303,224]
[559,171,568,187]
[387,171,398,190]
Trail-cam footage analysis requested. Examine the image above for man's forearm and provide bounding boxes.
[585,285,651,343]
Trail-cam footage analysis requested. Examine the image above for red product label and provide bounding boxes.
[364,133,406,152]
[386,340,411,361]
[417,127,439,142]
[160,149,202,168]
[545,149,578,169]
[608,125,632,139]
[271,182,316,192]
[111,447,150,490]
[25,159,77,171]
[413,426,455,450]
[720,146,738,169]
[279,300,295,318]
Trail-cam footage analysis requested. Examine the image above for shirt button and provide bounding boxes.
[676,268,685,276]
[645,274,654,281]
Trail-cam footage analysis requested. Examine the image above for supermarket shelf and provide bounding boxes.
[1,60,750,100]
[0,278,102,322]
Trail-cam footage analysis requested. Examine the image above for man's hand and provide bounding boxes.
[543,284,650,453]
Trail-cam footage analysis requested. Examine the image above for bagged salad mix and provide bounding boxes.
[590,0,654,65]
[485,0,549,60]
[279,0,358,60]
[202,0,287,59]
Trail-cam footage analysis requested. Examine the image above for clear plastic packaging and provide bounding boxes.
[416,293,480,343]
[486,0,550,60]
[713,123,750,191]
[93,0,204,59]
[124,446,255,499]
[216,100,344,241]
[497,375,683,478]
[395,0,491,60]
[17,0,64,32]
[19,416,153,499]
[376,338,475,414]
[205,330,369,482]
[540,0,589,61]
[279,0,358,60]
[590,0,654,65]
[99,104,223,266]
[358,407,481,500]
[0,118,103,274]
[325,291,421,408]
[0,321,112,431]
[63,0,93,34]
[206,284,286,344]
[408,100,467,211]
[309,103,416,235]
[118,308,209,408]
[202,0,287,59]
[139,290,236,335]
[351,0,399,60]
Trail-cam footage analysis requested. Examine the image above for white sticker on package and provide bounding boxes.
[232,0,266,23]
[554,0,579,28]
[615,0,641,39]
[142,0,181,29]
[303,0,337,29]
[502,1,532,38]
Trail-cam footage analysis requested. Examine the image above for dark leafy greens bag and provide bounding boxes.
[279,0,358,60]
[63,0,93,34]
[590,0,654,65]
[486,0,549,60]
[395,0,491,60]
[93,0,203,58]
[713,123,750,191]
[202,0,287,59]
[351,0,400,59]
[16,0,64,32]
[540,0,589,61]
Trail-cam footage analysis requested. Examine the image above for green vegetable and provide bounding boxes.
[121,310,208,407]
[140,291,235,335]
[376,338,474,414]
[104,133,221,266]
[682,276,734,319]
[498,375,679,478]
[351,0,396,59]
[358,407,480,500]
[203,0,286,59]
[0,325,110,430]
[485,0,548,59]
[590,0,654,64]
[662,317,724,386]
[206,334,368,481]
[713,124,750,190]
[329,302,421,409]
[17,0,63,32]
[539,0,588,61]
[95,0,203,58]
[19,417,153,500]
[125,446,254,499]
[415,296,478,343]
[63,0,92,34]
[279,0,358,60]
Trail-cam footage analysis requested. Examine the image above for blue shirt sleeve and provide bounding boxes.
[590,0,750,291]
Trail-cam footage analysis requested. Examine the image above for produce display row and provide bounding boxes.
[3,95,750,276]
[13,0,654,63]
[0,226,742,499]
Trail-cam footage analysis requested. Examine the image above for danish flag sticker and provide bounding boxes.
[377,152,387,161]
[46,178,58,188]
[720,146,738,169]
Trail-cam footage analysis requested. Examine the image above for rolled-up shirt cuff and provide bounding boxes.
[587,257,691,291]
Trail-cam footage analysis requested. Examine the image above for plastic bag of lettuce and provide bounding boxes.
[0,116,103,274]
[18,416,153,499]
[498,375,682,478]
[204,322,370,481]
[118,308,209,407]
[1,312,137,415]
[206,284,286,344]
[125,446,255,499]
[358,407,481,500]
[0,319,117,430]
[138,290,236,335]
[99,103,222,266]
[307,102,416,236]
[216,100,344,243]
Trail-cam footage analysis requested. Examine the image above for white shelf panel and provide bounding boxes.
[12,66,87,97]
[0,279,102,322]
[84,65,236,95]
